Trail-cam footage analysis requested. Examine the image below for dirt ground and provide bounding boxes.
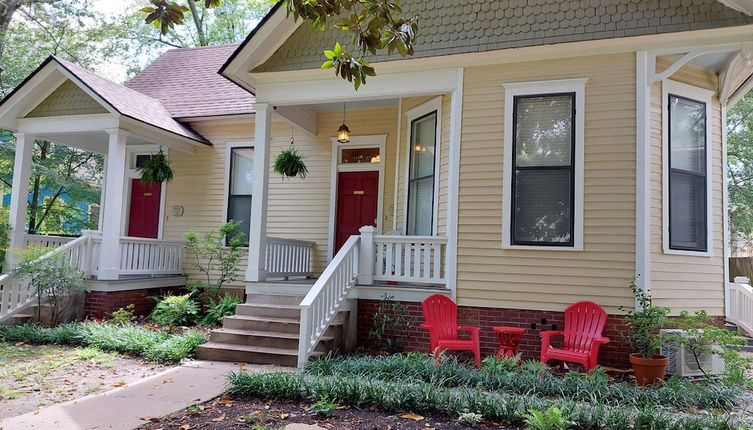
[137,396,521,430]
[0,342,168,419]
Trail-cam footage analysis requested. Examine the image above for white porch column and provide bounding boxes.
[246,103,272,282]
[97,128,128,280]
[6,132,34,268]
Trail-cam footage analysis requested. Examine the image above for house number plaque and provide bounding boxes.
[353,190,365,195]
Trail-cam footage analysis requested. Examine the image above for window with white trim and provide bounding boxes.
[407,111,438,236]
[502,79,586,250]
[227,146,254,246]
[663,81,712,254]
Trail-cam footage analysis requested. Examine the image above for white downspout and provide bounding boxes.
[635,51,652,305]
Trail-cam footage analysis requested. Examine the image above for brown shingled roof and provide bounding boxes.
[126,44,255,119]
[54,57,209,144]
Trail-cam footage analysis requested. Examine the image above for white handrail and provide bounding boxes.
[297,235,360,368]
[728,280,753,337]
[266,236,314,277]
[24,234,77,249]
[0,234,91,322]
[372,235,447,284]
[118,236,185,276]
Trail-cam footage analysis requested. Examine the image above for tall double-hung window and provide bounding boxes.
[502,79,585,250]
[405,98,441,236]
[664,81,712,254]
[227,146,254,246]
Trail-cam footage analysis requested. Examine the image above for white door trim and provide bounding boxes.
[123,144,167,240]
[327,135,387,261]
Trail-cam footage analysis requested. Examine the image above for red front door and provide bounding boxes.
[335,171,379,251]
[127,179,161,239]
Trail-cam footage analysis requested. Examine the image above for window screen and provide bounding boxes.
[227,147,254,246]
[668,95,707,252]
[407,112,438,236]
[511,93,575,246]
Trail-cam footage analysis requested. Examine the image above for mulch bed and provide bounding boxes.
[137,396,523,429]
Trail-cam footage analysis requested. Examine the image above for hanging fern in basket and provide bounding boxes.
[273,147,308,179]
[138,148,174,183]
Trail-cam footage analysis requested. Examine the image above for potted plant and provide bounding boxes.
[137,148,174,183]
[622,280,670,386]
[273,147,308,179]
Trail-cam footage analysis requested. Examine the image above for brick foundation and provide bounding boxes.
[84,286,187,319]
[357,299,634,369]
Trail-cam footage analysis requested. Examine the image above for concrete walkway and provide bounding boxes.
[0,360,286,430]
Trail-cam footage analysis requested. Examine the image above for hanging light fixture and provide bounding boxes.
[337,102,351,143]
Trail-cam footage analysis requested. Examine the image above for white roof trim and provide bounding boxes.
[718,0,753,15]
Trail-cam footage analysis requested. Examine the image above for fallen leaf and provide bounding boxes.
[112,383,125,388]
[217,396,234,405]
[400,413,425,421]
[138,416,160,422]
[233,362,246,366]
[279,413,289,420]
[178,425,191,430]
[211,414,226,422]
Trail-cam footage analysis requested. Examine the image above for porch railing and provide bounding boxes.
[118,236,185,276]
[727,277,753,337]
[368,232,447,285]
[0,234,91,322]
[266,237,315,278]
[298,234,360,368]
[24,234,77,249]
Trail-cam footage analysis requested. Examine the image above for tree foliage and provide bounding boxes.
[727,91,753,253]
[139,0,419,89]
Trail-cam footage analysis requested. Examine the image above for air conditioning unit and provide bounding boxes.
[659,329,725,377]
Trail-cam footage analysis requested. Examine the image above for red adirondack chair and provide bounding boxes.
[540,301,610,372]
[420,294,481,368]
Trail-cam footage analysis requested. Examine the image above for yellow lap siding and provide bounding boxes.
[457,53,637,314]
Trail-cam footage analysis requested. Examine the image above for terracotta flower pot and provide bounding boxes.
[629,353,668,387]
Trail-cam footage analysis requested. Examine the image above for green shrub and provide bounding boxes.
[458,412,483,426]
[201,294,241,326]
[522,406,573,430]
[144,330,208,363]
[110,304,137,325]
[227,371,752,429]
[184,221,244,297]
[303,353,745,411]
[149,293,199,327]
[0,322,205,364]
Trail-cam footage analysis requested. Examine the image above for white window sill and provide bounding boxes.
[502,244,583,252]
[663,248,712,257]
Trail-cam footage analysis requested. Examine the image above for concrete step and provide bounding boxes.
[195,342,323,366]
[208,328,336,351]
[222,314,302,333]
[245,292,304,306]
[235,303,301,319]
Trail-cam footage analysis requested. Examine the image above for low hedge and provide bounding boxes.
[0,323,207,364]
[227,371,751,430]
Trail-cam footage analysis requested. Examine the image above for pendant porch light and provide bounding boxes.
[337,102,351,143]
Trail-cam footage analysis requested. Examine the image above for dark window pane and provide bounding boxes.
[513,169,572,244]
[135,154,151,168]
[669,96,705,173]
[227,196,252,246]
[669,171,706,250]
[407,112,437,236]
[515,95,573,167]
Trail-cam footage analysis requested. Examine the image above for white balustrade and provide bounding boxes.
[24,234,76,249]
[372,235,447,285]
[0,234,91,322]
[266,237,314,278]
[298,235,360,368]
[118,236,185,276]
[727,278,753,337]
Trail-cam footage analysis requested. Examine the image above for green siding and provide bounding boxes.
[256,0,753,73]
[26,80,108,118]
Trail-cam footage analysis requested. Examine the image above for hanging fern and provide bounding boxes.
[273,147,308,179]
[137,148,174,183]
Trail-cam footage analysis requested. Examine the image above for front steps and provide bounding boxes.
[196,291,349,367]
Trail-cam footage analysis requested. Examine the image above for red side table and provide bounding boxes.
[493,327,526,358]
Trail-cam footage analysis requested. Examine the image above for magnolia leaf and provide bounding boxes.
[324,50,336,60]
[321,60,334,70]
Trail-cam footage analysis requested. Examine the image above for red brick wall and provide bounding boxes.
[357,299,634,369]
[84,286,186,319]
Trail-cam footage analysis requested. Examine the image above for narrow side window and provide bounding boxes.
[227,146,254,246]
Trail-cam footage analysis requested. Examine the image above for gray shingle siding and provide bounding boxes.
[255,0,753,73]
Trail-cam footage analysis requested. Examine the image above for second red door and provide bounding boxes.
[335,171,379,251]
[127,179,161,239]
